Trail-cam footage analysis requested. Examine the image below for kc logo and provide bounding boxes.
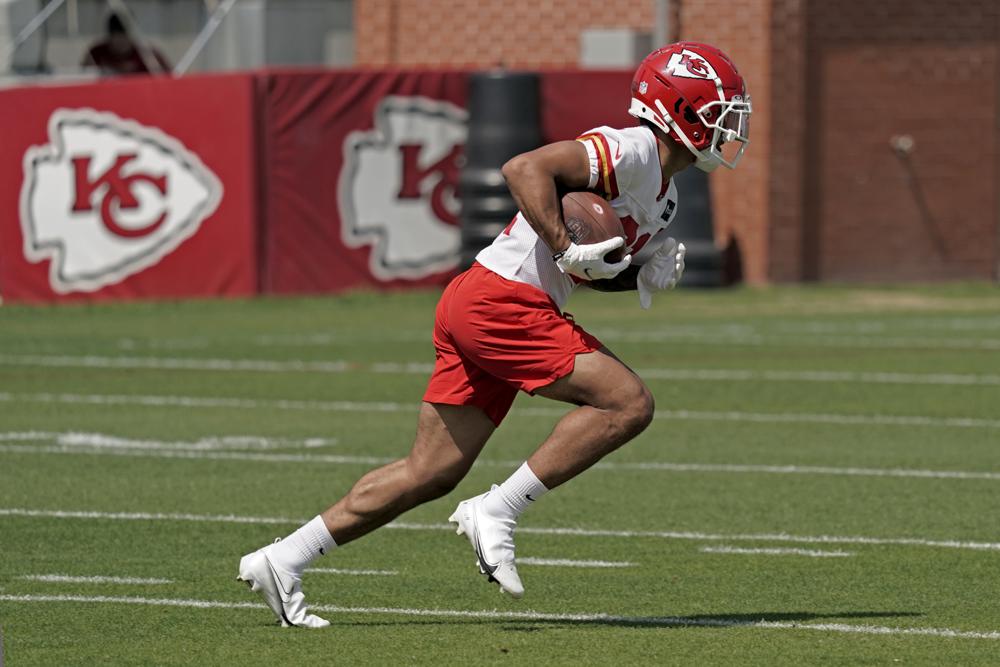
[20,109,222,293]
[71,153,167,238]
[665,49,719,81]
[339,96,466,280]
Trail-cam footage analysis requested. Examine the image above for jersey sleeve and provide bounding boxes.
[575,126,649,201]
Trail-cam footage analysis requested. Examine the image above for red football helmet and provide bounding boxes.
[628,42,751,172]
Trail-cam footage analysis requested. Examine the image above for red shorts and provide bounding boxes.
[423,263,604,426]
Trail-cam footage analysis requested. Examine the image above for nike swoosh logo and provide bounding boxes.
[471,513,498,576]
[583,268,595,280]
[525,494,535,502]
[614,144,622,160]
[265,557,294,600]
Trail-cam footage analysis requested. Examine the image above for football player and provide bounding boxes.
[238,42,751,627]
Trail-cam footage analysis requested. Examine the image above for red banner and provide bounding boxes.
[540,70,634,142]
[0,69,635,303]
[259,70,468,294]
[0,74,258,303]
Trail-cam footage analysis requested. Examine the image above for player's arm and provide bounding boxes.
[501,141,592,255]
[502,142,630,280]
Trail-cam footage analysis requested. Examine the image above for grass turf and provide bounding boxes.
[1,283,999,665]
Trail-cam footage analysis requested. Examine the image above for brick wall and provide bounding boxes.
[676,0,772,283]
[356,0,654,68]
[354,0,1000,283]
[807,1,999,281]
[766,0,808,282]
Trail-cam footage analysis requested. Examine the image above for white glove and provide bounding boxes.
[553,238,632,281]
[637,238,686,309]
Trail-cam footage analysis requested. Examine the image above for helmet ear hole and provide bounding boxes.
[682,105,699,125]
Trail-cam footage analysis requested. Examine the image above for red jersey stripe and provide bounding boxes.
[575,134,607,197]
[591,132,620,200]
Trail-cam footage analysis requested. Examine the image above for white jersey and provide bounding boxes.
[476,124,679,309]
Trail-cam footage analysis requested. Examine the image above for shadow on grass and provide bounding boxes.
[330,610,923,631]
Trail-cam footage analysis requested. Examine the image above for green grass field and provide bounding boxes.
[1,284,999,665]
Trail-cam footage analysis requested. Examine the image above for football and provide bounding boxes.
[561,191,626,263]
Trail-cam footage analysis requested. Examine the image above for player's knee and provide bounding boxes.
[408,460,464,502]
[421,473,461,501]
[617,381,655,438]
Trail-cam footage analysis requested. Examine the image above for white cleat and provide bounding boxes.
[237,540,330,628]
[448,486,524,598]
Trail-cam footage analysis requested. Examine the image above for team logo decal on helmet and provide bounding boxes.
[665,49,717,80]
[628,41,752,173]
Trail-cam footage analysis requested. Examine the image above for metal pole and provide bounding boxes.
[67,0,78,35]
[174,0,239,75]
[4,0,66,69]
[654,0,669,47]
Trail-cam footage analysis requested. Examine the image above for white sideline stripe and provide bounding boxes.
[593,329,1000,351]
[3,392,1000,430]
[2,508,999,552]
[0,431,336,451]
[20,574,172,585]
[0,444,394,467]
[636,368,1000,387]
[4,440,1000,482]
[0,593,997,640]
[700,546,854,558]
[596,461,1000,482]
[0,354,351,374]
[5,353,1000,387]
[518,558,635,568]
[307,568,398,576]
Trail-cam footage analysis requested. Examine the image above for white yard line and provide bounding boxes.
[3,392,999,430]
[593,461,1000,482]
[518,558,635,568]
[592,329,1000,351]
[19,574,172,585]
[1,508,998,552]
[4,353,1000,387]
[0,444,394,466]
[306,568,398,576]
[0,432,336,451]
[0,593,996,640]
[635,368,1000,386]
[3,439,999,482]
[699,546,854,558]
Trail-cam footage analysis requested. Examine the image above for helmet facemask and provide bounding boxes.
[697,94,752,172]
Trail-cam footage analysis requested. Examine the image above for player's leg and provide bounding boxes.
[320,401,496,544]
[449,348,652,598]
[444,270,656,597]
[527,346,654,488]
[238,401,495,627]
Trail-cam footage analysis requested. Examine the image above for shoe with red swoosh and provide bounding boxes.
[237,540,330,628]
[448,486,524,598]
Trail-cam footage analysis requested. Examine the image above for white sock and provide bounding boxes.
[268,515,336,574]
[486,462,549,518]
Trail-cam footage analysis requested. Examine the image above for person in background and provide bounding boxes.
[81,12,170,76]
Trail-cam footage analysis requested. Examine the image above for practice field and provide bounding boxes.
[1,284,999,665]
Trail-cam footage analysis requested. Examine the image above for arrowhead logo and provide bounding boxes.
[665,49,719,80]
[338,96,466,281]
[20,108,223,294]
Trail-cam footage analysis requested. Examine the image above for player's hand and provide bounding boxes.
[554,238,632,281]
[637,238,686,309]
